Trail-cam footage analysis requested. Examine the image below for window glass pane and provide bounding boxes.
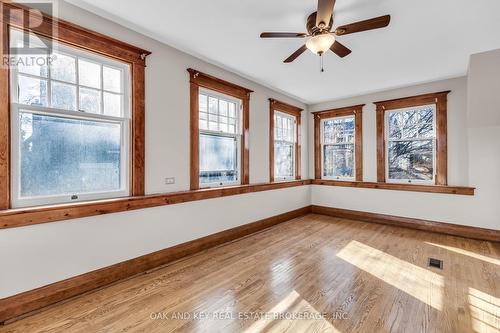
[228,103,236,118]
[388,140,433,181]
[323,117,355,144]
[51,53,76,83]
[323,144,354,178]
[103,92,121,117]
[199,133,237,184]
[219,100,228,116]
[388,106,434,139]
[16,54,48,77]
[275,113,295,143]
[275,142,294,178]
[208,96,218,114]
[18,75,48,106]
[79,87,101,114]
[78,59,101,89]
[19,112,122,197]
[51,81,76,110]
[199,93,208,113]
[103,66,122,93]
[10,28,48,49]
[199,112,208,130]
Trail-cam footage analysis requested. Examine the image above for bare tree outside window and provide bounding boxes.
[386,105,435,182]
[322,116,355,179]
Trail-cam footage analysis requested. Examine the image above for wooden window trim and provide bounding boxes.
[313,104,364,181]
[0,2,150,210]
[374,91,450,185]
[188,68,252,190]
[269,98,303,182]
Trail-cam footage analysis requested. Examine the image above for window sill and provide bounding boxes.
[0,180,312,230]
[311,179,475,196]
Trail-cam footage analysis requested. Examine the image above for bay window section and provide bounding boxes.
[386,104,436,183]
[198,90,241,187]
[313,104,363,181]
[274,112,296,180]
[321,116,355,179]
[375,91,448,185]
[10,28,131,207]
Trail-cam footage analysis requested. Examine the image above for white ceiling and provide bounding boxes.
[68,0,500,104]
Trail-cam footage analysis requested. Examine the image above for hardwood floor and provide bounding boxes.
[1,214,499,333]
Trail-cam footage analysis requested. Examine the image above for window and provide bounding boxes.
[274,112,296,180]
[375,91,449,185]
[188,68,252,190]
[321,116,355,179]
[313,105,363,181]
[269,99,302,182]
[9,28,132,207]
[198,90,241,186]
[386,105,435,183]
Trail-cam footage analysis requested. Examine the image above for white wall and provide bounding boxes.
[0,1,310,298]
[0,186,310,298]
[308,69,500,230]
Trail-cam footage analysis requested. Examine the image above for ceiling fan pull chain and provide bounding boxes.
[320,53,325,72]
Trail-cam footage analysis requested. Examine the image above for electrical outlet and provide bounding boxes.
[164,177,175,185]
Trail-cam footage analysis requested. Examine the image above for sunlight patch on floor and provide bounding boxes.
[243,290,341,333]
[337,240,444,310]
[469,288,500,332]
[426,242,500,266]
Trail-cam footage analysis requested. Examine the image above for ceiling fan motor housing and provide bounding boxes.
[306,12,333,35]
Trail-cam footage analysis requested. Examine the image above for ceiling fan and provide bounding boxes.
[260,0,391,70]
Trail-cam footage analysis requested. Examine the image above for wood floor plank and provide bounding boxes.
[1,214,499,333]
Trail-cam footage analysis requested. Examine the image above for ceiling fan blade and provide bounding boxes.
[284,45,308,63]
[335,15,391,36]
[316,0,336,28]
[330,41,351,58]
[260,32,307,38]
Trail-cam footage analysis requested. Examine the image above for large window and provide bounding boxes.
[9,29,131,207]
[386,104,435,183]
[375,91,449,185]
[313,105,363,181]
[188,69,251,190]
[198,90,241,186]
[269,99,302,182]
[321,116,355,179]
[274,112,296,180]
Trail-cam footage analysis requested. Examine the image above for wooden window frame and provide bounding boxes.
[313,104,364,181]
[269,98,303,182]
[0,2,150,210]
[188,68,252,190]
[374,91,450,185]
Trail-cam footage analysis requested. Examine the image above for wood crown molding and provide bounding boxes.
[0,180,311,229]
[375,91,450,185]
[0,1,151,66]
[187,68,252,189]
[269,99,302,182]
[0,206,312,324]
[313,104,364,181]
[311,205,499,242]
[311,179,475,195]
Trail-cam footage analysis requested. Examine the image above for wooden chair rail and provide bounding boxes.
[311,179,475,195]
[0,180,312,229]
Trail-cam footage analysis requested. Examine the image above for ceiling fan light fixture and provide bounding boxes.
[306,33,335,55]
